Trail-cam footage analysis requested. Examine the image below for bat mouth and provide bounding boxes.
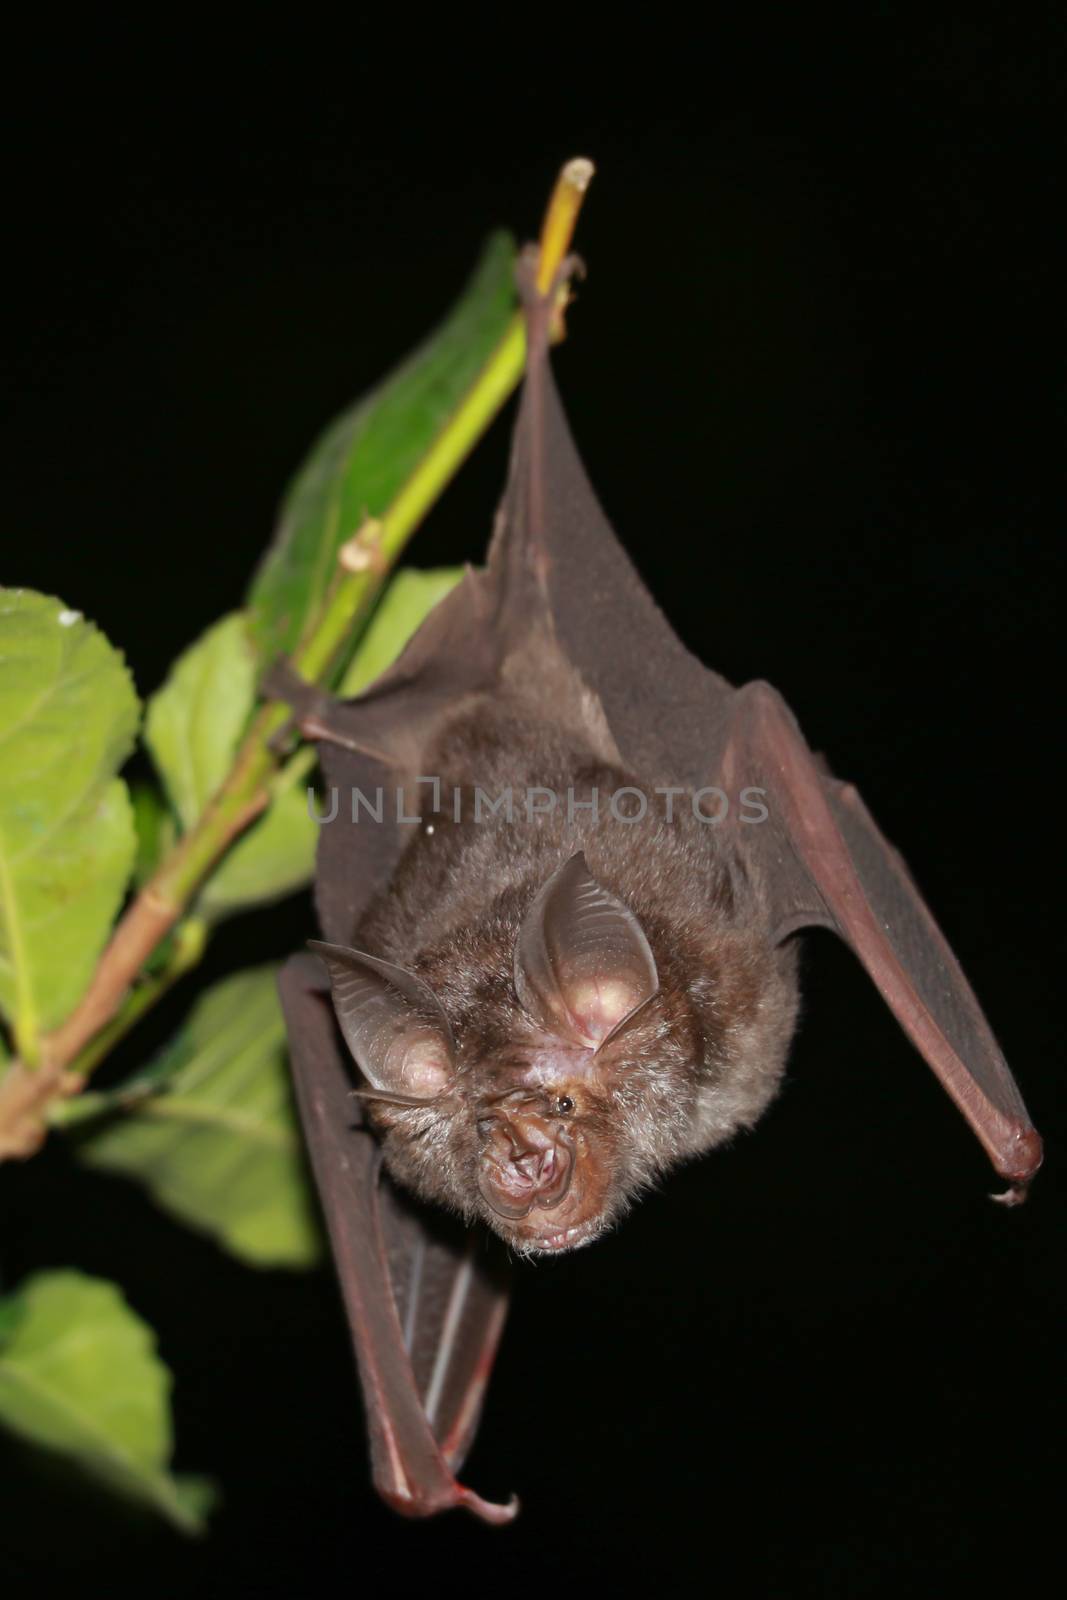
[521,1219,601,1254]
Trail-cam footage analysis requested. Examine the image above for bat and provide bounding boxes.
[274,243,1041,1524]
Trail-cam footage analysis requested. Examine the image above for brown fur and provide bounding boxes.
[352,693,798,1255]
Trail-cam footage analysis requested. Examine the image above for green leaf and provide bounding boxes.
[200,782,316,917]
[247,231,516,661]
[74,967,319,1267]
[0,589,139,1054]
[0,1270,213,1534]
[144,612,257,832]
[200,567,462,918]
[130,779,176,888]
[0,1294,23,1342]
[339,566,463,697]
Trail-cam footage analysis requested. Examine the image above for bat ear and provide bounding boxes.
[514,852,659,1049]
[309,941,455,1100]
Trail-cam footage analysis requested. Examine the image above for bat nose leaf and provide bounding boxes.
[478,1110,575,1219]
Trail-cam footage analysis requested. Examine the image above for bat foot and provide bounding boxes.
[990,1181,1030,1208]
[515,245,586,314]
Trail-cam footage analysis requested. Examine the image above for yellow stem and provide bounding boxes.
[537,158,596,293]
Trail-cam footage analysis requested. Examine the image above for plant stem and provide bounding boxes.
[0,156,595,1158]
[288,312,527,688]
[537,158,595,294]
[62,920,209,1084]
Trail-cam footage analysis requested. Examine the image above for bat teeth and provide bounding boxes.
[528,1222,599,1254]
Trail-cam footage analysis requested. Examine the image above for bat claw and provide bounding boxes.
[261,658,348,750]
[990,1181,1030,1208]
[457,1487,520,1526]
[379,1482,519,1526]
[515,245,585,315]
[261,656,313,707]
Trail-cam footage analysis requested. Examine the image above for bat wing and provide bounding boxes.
[278,955,515,1523]
[270,559,520,1523]
[465,295,1040,1191]
[278,259,1039,1520]
[710,682,1041,1191]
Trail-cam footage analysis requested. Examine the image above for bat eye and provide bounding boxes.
[553,1095,574,1116]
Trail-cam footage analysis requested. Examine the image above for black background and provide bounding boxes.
[2,15,1063,1598]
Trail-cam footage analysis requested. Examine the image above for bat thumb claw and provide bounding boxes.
[379,1482,519,1525]
[456,1487,521,1526]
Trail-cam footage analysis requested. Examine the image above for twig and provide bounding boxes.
[0,156,595,1159]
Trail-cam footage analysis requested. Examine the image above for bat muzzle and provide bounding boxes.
[477,1105,576,1220]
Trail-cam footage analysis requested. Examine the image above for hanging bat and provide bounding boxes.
[274,243,1041,1525]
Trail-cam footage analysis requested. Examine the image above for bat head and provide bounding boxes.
[311,853,693,1255]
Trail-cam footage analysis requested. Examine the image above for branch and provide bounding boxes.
[0,156,596,1159]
